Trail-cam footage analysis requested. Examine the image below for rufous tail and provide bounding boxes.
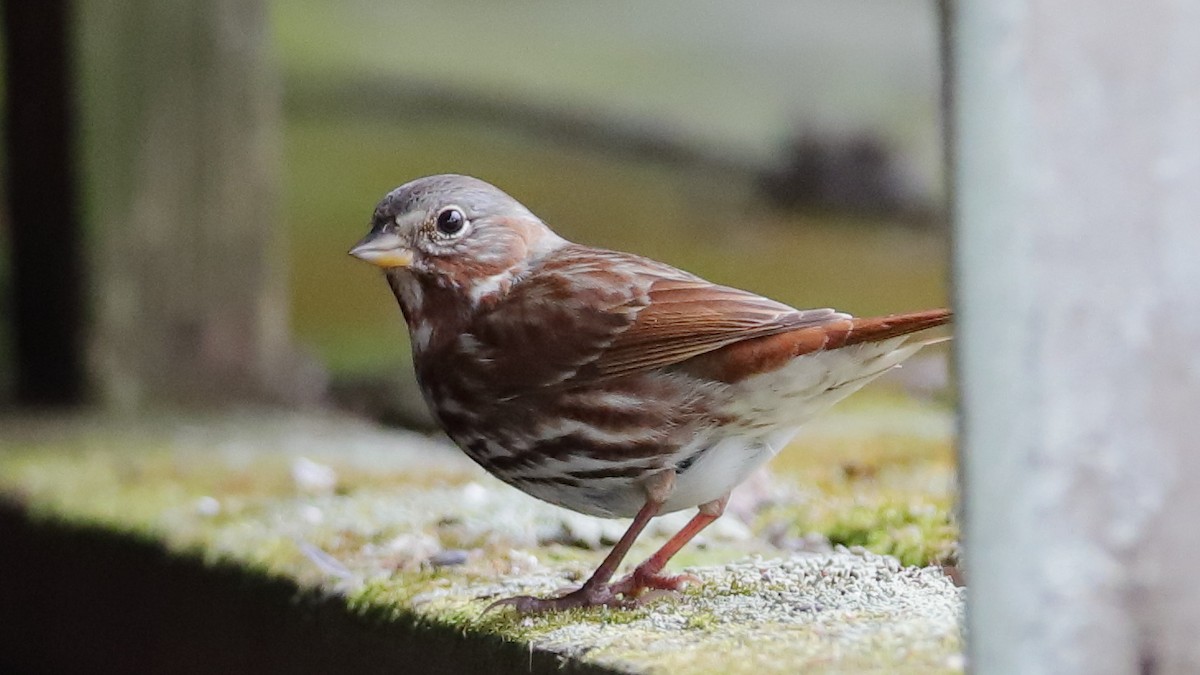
[682,308,951,383]
[826,309,952,349]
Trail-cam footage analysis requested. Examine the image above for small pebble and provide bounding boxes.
[384,532,441,562]
[506,549,540,573]
[291,457,338,495]
[300,505,324,525]
[427,549,469,568]
[194,495,221,517]
[460,482,489,507]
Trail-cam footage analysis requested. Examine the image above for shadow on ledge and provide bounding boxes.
[0,503,616,675]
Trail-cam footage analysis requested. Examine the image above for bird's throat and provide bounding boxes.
[386,270,488,354]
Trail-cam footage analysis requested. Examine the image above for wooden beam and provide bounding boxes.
[3,0,87,406]
[79,0,319,407]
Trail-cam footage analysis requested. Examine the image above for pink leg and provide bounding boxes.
[486,471,674,614]
[610,493,728,597]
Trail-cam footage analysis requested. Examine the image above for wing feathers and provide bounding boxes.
[469,245,948,389]
[591,278,844,378]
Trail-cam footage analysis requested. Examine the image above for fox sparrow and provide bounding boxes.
[350,174,950,612]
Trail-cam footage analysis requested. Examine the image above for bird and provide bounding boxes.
[349,174,950,613]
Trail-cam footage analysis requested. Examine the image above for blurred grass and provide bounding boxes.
[269,0,940,176]
[762,394,957,566]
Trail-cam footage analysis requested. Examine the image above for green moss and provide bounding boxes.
[683,611,719,631]
[476,603,651,642]
[346,578,429,624]
[753,397,959,568]
[823,503,957,567]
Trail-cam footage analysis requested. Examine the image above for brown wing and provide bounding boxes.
[465,246,843,391]
[588,276,844,379]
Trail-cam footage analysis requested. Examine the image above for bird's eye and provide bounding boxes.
[435,208,467,237]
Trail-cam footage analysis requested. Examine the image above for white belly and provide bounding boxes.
[661,337,924,513]
[661,428,799,513]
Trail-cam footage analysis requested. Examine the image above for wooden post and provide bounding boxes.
[80,0,320,408]
[953,2,1200,673]
[3,1,87,406]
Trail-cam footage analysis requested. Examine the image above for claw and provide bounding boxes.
[482,570,703,615]
[482,594,544,615]
[610,569,700,597]
[482,582,636,615]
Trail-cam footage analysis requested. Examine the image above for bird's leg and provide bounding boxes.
[610,493,729,598]
[485,470,675,614]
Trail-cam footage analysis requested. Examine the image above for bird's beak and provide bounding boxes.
[348,231,413,268]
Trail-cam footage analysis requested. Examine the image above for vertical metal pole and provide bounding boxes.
[954,1,1200,672]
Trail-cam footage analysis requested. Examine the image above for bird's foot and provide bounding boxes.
[484,569,701,614]
[610,566,701,598]
[484,582,635,615]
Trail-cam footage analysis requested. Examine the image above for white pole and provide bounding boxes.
[954,1,1200,673]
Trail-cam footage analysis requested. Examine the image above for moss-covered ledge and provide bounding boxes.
[0,410,963,674]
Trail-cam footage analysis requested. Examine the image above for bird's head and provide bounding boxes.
[349,175,566,301]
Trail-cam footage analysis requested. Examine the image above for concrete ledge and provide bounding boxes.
[0,505,613,675]
[0,410,963,673]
